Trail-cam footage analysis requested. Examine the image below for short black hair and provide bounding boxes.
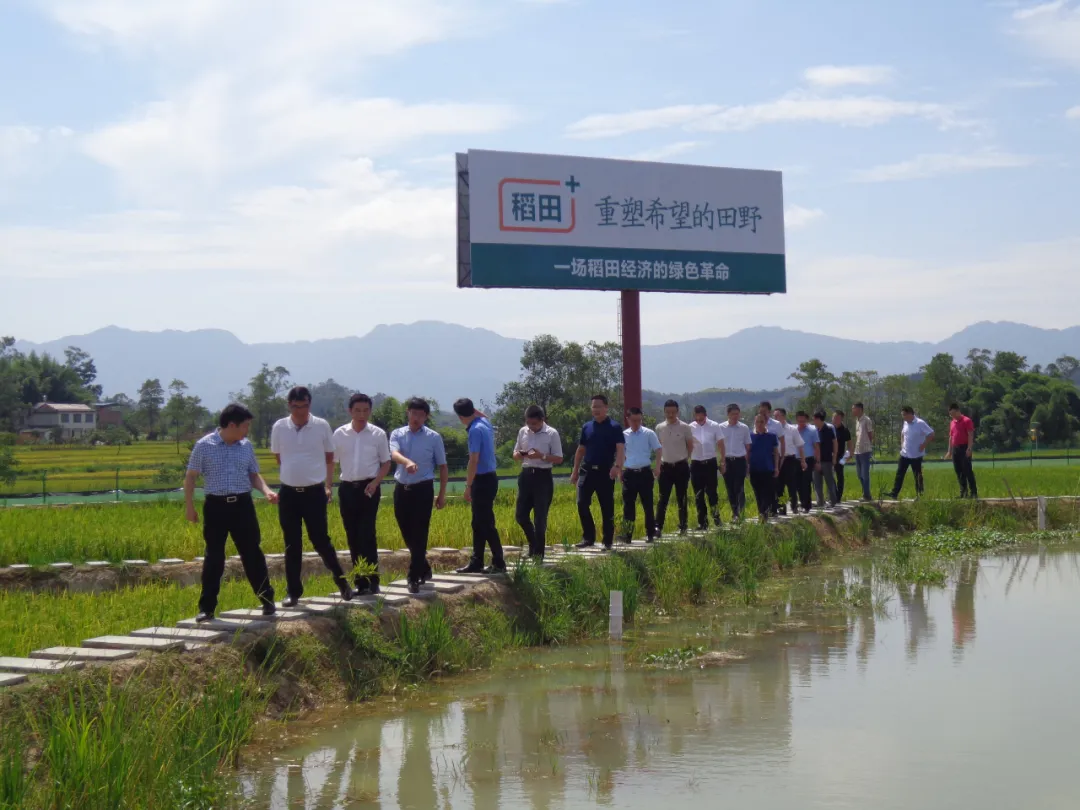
[833,409,845,418]
[727,403,740,414]
[693,405,706,415]
[853,402,864,410]
[406,397,431,414]
[287,386,311,403]
[452,398,476,417]
[591,394,608,405]
[775,407,787,417]
[525,405,545,420]
[813,410,826,421]
[949,402,961,411]
[628,406,643,416]
[901,405,915,415]
[796,410,809,419]
[348,393,372,409]
[759,400,772,410]
[219,403,254,428]
[664,399,679,409]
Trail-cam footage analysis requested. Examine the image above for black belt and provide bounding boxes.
[691,458,717,463]
[521,467,553,474]
[396,480,434,491]
[582,464,610,471]
[661,460,688,466]
[341,478,376,487]
[725,456,745,461]
[624,466,651,473]
[281,484,322,492]
[206,493,250,503]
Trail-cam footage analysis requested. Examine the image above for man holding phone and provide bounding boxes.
[513,405,563,559]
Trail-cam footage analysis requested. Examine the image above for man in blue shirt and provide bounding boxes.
[620,407,662,543]
[389,398,449,592]
[184,403,277,622]
[453,397,506,574]
[571,394,626,549]
[795,411,821,514]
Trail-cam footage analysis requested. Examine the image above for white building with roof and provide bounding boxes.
[22,401,97,441]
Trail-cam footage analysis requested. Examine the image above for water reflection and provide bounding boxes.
[238,546,1080,810]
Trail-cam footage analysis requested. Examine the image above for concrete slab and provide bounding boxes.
[176,617,270,632]
[194,556,205,562]
[0,656,84,673]
[267,553,285,559]
[31,647,137,662]
[277,601,338,615]
[0,673,27,687]
[158,558,185,565]
[219,608,308,622]
[84,561,111,568]
[83,636,184,652]
[122,559,148,566]
[131,626,226,642]
[382,586,437,600]
[377,549,396,555]
[49,562,74,570]
[304,596,371,609]
[430,547,461,553]
[313,592,410,607]
[303,551,320,558]
[388,579,464,593]
[7,564,30,571]
[184,642,211,651]
[428,573,491,584]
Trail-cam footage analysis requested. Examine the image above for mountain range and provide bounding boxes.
[13,321,1080,408]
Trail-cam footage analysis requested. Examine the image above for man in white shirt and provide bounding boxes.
[655,399,695,536]
[718,403,752,521]
[333,393,392,595]
[887,406,935,499]
[757,401,787,515]
[271,386,354,605]
[689,405,725,530]
[773,408,806,516]
[513,405,564,559]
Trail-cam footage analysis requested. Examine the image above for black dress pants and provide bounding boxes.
[199,493,274,613]
[777,455,799,512]
[798,458,817,512]
[656,460,690,533]
[621,467,656,540]
[836,462,846,501]
[891,457,925,498]
[279,484,346,599]
[577,465,616,547]
[722,457,748,519]
[516,468,554,557]
[690,458,720,529]
[749,470,776,516]
[394,481,435,582]
[339,479,381,590]
[468,472,505,568]
[951,445,978,498]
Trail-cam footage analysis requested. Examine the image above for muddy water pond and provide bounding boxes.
[236,545,1080,809]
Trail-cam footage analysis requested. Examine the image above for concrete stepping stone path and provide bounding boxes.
[131,626,227,643]
[83,635,184,652]
[31,647,137,662]
[219,608,308,622]
[176,617,270,632]
[0,656,85,673]
[387,579,464,594]
[0,673,27,687]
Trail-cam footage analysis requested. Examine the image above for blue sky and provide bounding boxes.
[1,0,1078,345]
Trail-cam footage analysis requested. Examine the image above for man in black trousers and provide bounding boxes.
[271,386,354,605]
[185,403,276,622]
[718,404,752,521]
[513,405,563,559]
[571,394,625,549]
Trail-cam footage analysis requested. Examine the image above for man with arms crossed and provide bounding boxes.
[185,403,276,622]
[655,399,695,537]
[454,398,506,574]
[571,394,625,549]
[945,403,978,499]
[887,406,935,499]
[773,408,806,515]
[620,407,662,543]
[389,398,449,592]
[718,404,752,522]
[689,405,724,530]
[333,393,391,595]
[514,405,563,560]
[851,402,874,501]
[271,386,354,605]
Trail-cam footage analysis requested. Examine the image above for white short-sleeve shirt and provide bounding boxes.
[900,416,934,459]
[515,423,563,469]
[690,418,724,461]
[719,421,752,458]
[333,422,391,481]
[270,415,335,486]
[782,422,805,457]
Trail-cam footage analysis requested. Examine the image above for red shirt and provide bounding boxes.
[950,415,974,447]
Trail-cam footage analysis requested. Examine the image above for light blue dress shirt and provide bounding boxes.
[798,424,821,458]
[389,425,447,484]
[623,426,661,469]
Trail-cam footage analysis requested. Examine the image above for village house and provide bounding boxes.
[21,401,97,441]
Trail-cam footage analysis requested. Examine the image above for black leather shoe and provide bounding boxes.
[483,564,507,575]
[407,579,420,594]
[353,584,370,597]
[337,579,355,601]
[456,562,484,574]
[281,596,300,608]
[601,543,613,551]
[574,540,595,549]
[195,611,214,623]
[368,583,380,595]
[262,603,277,617]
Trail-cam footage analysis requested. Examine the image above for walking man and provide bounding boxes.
[185,403,276,622]
[718,404,752,521]
[333,393,391,595]
[454,398,506,574]
[271,386,354,606]
[513,405,563,559]
[689,405,724,530]
[773,408,806,515]
[620,407,662,543]
[832,410,852,502]
[795,411,820,514]
[570,394,625,549]
[757,401,786,515]
[945,403,978,499]
[749,413,781,522]
[852,402,874,501]
[389,398,449,592]
[655,399,695,536]
[887,407,935,499]
[812,410,839,507]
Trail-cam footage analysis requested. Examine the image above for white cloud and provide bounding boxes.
[851,150,1036,182]
[1010,1,1080,69]
[566,92,970,139]
[784,205,825,228]
[1066,105,1080,118]
[803,65,895,88]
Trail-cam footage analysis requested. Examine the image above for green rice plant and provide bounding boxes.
[395,603,468,679]
[510,562,574,645]
[0,731,30,810]
[773,538,798,570]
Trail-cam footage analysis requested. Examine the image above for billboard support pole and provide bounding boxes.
[621,290,642,419]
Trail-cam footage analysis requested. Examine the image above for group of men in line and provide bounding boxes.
[182,386,979,619]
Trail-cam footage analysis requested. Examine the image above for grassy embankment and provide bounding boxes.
[1,498,1077,808]
[1,466,1078,567]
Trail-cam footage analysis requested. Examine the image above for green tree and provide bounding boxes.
[63,346,103,399]
[232,365,291,447]
[992,351,1027,377]
[0,432,17,486]
[917,352,966,424]
[309,378,353,427]
[789,359,836,414]
[137,378,165,437]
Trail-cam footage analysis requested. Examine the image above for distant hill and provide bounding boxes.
[13,320,1080,408]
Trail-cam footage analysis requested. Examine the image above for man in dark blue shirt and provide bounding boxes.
[453,398,506,574]
[571,394,626,548]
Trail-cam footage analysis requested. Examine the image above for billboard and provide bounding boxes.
[456,149,785,294]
